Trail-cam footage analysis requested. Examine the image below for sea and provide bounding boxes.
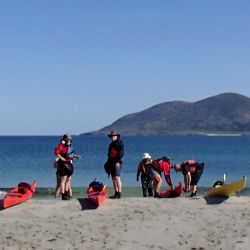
[0,135,250,196]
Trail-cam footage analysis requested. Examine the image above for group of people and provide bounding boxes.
[136,153,204,198]
[53,131,124,200]
[54,131,204,200]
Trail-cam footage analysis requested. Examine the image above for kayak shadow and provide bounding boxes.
[204,196,228,205]
[78,198,98,210]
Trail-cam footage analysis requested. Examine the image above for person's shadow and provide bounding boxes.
[78,198,98,210]
[204,196,228,205]
[0,200,4,211]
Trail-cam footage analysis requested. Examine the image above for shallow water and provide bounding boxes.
[0,135,250,188]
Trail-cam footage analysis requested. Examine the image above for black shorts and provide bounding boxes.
[57,162,74,177]
[191,166,204,186]
[110,162,122,177]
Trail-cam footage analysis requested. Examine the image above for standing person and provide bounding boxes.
[174,160,204,197]
[136,153,153,197]
[104,131,124,199]
[54,134,81,200]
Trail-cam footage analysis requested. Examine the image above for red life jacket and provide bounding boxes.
[109,147,119,158]
[184,160,197,174]
[158,161,171,176]
[153,160,173,187]
[152,160,172,176]
[54,143,74,159]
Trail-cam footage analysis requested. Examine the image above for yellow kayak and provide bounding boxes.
[205,176,247,197]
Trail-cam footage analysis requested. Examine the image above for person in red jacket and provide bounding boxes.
[174,160,204,197]
[154,156,174,191]
[54,134,81,200]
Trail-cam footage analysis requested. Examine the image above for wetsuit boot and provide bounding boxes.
[189,191,197,197]
[141,174,148,197]
[142,187,148,197]
[110,192,121,199]
[116,192,121,199]
[148,187,153,197]
[109,192,118,199]
[62,193,70,200]
[154,191,161,198]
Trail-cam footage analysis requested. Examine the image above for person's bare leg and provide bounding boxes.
[111,176,122,198]
[115,176,122,193]
[60,176,67,194]
[152,174,162,197]
[55,183,60,198]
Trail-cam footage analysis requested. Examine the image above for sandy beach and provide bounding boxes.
[0,196,249,250]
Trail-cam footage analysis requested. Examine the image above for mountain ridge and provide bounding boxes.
[82,92,250,136]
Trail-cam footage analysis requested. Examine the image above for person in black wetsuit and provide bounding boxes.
[136,153,153,197]
[174,160,204,197]
[104,131,124,199]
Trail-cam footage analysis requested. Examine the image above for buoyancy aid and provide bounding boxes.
[108,140,124,160]
[55,144,75,159]
[184,160,197,173]
[149,159,173,187]
[137,160,147,175]
[109,147,119,158]
[63,145,75,159]
[152,160,159,168]
[184,160,196,165]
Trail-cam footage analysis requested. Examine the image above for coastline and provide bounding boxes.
[38,186,250,198]
[0,196,249,250]
[1,186,250,199]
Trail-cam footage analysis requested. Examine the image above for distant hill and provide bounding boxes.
[82,93,250,136]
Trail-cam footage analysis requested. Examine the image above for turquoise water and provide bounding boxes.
[0,136,250,189]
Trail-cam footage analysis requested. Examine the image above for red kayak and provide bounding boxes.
[159,182,182,198]
[87,185,108,206]
[3,181,36,209]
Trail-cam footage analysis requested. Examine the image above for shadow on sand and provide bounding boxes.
[0,200,4,211]
[78,198,98,210]
[204,196,228,205]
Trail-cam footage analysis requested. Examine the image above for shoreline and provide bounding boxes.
[1,186,250,198]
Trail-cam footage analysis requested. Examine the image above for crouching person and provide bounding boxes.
[174,160,204,197]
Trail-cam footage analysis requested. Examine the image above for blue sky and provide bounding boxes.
[0,1,250,135]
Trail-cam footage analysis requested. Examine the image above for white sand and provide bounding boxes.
[0,196,250,250]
